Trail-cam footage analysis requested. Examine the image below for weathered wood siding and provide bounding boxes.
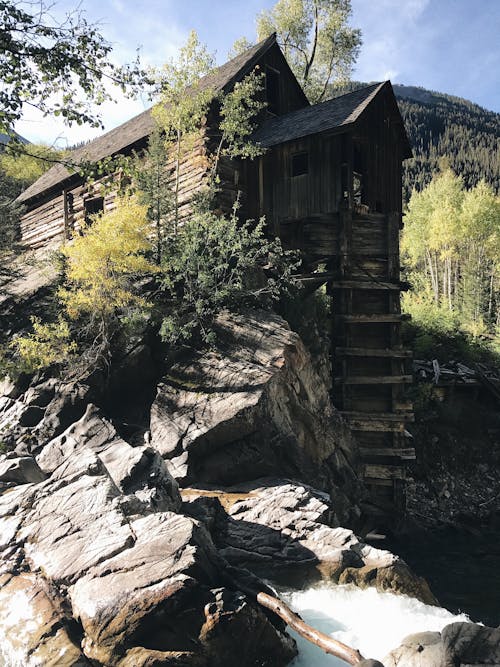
[19,133,209,249]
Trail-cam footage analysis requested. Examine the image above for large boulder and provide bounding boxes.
[0,379,92,457]
[0,407,296,667]
[150,311,361,525]
[183,479,437,605]
[384,622,500,666]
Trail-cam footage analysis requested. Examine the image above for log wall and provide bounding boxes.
[19,133,209,249]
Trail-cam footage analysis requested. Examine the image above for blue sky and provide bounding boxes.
[15,0,500,145]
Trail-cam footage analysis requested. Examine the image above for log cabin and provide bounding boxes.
[17,34,414,521]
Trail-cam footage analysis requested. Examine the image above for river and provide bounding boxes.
[385,525,500,627]
[281,583,470,667]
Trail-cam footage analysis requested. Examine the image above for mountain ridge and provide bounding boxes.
[330,81,500,202]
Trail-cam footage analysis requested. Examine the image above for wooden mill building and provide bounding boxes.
[17,34,414,519]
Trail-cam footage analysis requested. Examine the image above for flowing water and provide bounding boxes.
[280,583,471,666]
[385,525,500,626]
[2,528,497,665]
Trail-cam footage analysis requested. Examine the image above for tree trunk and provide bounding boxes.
[256,592,365,665]
[174,127,181,236]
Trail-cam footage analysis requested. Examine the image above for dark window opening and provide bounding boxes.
[291,152,309,177]
[266,67,280,114]
[84,197,104,224]
[352,143,365,208]
[353,171,363,205]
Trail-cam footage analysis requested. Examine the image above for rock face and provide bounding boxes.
[0,378,92,461]
[0,402,296,666]
[183,479,437,605]
[150,311,361,525]
[384,622,500,667]
[0,310,446,666]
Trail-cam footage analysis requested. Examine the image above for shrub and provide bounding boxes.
[159,202,300,346]
[9,316,77,374]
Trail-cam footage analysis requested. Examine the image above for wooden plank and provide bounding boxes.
[350,421,405,432]
[340,411,414,422]
[363,478,396,487]
[334,375,413,385]
[335,313,409,323]
[360,447,416,459]
[335,347,412,358]
[364,464,406,480]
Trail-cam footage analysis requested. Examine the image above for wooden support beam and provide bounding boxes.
[360,447,416,460]
[334,375,413,385]
[364,464,406,480]
[334,313,409,323]
[292,274,409,292]
[335,347,412,358]
[351,422,405,432]
[340,411,414,422]
[331,280,405,291]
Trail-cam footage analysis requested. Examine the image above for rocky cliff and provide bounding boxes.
[0,310,438,666]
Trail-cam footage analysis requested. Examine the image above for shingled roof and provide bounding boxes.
[18,33,281,205]
[253,81,410,153]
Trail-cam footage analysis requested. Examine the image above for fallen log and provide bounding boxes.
[256,591,365,665]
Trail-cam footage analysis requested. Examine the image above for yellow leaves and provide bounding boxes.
[10,317,77,373]
[59,196,158,320]
[0,144,67,185]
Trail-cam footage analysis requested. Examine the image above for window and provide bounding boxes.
[291,152,309,177]
[266,67,280,115]
[84,196,104,224]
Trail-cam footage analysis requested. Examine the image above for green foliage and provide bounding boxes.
[0,0,145,133]
[0,144,67,186]
[133,127,172,262]
[152,30,215,140]
[151,31,215,234]
[217,68,266,163]
[2,197,158,378]
[60,196,156,318]
[58,196,157,370]
[159,201,300,347]
[228,37,254,59]
[402,168,500,337]
[257,0,362,103]
[396,87,500,203]
[402,293,499,365]
[9,317,76,374]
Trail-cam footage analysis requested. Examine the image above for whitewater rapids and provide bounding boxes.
[281,583,471,666]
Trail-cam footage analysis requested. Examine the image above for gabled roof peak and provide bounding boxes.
[18,33,280,205]
[252,81,411,155]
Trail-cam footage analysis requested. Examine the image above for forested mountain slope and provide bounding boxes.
[394,85,499,202]
[332,83,500,203]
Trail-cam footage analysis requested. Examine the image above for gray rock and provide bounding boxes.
[151,311,361,525]
[0,415,296,666]
[0,380,91,455]
[0,454,46,485]
[384,622,500,666]
[37,404,181,515]
[0,571,88,666]
[183,479,434,603]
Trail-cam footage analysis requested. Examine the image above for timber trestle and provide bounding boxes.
[330,209,414,521]
[296,209,415,521]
